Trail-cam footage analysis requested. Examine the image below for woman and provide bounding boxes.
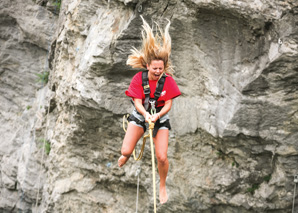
[118,16,181,204]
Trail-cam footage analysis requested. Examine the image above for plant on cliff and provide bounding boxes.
[39,138,51,155]
[232,161,239,168]
[246,174,272,195]
[53,0,61,10]
[247,183,259,195]
[35,71,49,85]
[263,174,272,183]
[216,150,225,160]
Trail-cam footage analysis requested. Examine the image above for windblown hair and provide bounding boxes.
[127,16,173,75]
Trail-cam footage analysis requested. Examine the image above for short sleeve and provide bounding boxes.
[164,76,181,101]
[125,72,143,99]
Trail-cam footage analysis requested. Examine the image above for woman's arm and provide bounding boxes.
[134,98,152,122]
[135,98,173,123]
[151,99,172,123]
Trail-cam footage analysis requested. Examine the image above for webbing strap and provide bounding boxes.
[142,71,150,110]
[153,73,166,101]
[142,71,167,110]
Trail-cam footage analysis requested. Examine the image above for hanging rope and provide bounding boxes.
[33,0,59,209]
[16,118,29,213]
[122,114,148,161]
[293,182,296,213]
[135,166,141,213]
[122,114,157,213]
[17,58,48,212]
[35,97,51,209]
[148,120,157,213]
[293,175,298,213]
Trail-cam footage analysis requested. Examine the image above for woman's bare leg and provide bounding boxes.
[118,123,144,167]
[154,129,169,204]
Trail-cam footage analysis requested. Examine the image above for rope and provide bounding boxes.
[122,114,148,161]
[293,175,298,213]
[33,0,59,209]
[16,119,27,213]
[135,167,141,213]
[148,120,157,213]
[35,97,51,209]
[293,182,296,213]
[17,62,46,211]
[122,113,157,213]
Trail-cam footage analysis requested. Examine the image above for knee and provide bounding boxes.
[156,154,168,165]
[121,147,132,157]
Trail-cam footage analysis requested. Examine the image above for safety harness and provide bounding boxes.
[127,70,171,137]
[142,70,167,112]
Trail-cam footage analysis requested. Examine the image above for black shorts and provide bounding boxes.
[127,109,171,137]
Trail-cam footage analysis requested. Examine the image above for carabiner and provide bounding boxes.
[149,100,156,115]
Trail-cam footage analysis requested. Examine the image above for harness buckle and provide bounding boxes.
[154,90,161,98]
[143,85,150,94]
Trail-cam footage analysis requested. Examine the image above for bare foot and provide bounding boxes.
[118,155,129,167]
[159,186,168,204]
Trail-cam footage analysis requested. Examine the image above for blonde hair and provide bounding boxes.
[126,16,173,75]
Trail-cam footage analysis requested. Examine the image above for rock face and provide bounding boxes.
[0,0,58,212]
[1,0,298,212]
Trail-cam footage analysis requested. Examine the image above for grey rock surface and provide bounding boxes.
[0,0,298,212]
[0,0,57,212]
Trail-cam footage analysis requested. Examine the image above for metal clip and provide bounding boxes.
[149,100,156,115]
[135,167,141,177]
[149,100,156,109]
[294,175,298,183]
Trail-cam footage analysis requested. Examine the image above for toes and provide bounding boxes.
[160,196,168,204]
[159,188,168,204]
[118,155,128,167]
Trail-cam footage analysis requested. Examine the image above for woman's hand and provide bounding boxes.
[151,113,160,123]
[144,111,153,123]
[134,99,152,122]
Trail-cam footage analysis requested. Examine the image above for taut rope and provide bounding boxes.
[122,114,157,213]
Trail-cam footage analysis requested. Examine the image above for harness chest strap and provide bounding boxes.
[142,71,151,110]
[142,70,167,111]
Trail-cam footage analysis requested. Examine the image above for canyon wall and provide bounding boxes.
[1,0,298,212]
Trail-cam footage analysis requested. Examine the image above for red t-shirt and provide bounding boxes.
[125,72,181,107]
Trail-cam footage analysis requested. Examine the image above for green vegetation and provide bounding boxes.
[232,161,239,168]
[26,105,32,110]
[39,138,51,155]
[216,150,225,160]
[36,71,49,85]
[247,183,259,195]
[53,0,62,10]
[44,140,51,155]
[263,174,272,183]
[215,149,240,168]
[247,174,272,195]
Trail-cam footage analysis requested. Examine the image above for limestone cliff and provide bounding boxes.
[1,0,298,212]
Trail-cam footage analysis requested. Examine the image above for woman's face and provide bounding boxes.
[147,60,164,81]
